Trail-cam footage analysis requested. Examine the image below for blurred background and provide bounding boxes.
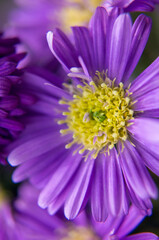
[0,0,15,28]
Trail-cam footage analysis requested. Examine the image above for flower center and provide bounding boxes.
[61,227,99,240]
[60,0,102,32]
[59,73,134,159]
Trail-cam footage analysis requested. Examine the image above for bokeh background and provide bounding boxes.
[0,0,159,236]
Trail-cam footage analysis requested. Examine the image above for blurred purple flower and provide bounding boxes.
[8,8,159,221]
[8,0,103,66]
[104,0,159,12]
[1,183,157,240]
[0,34,35,165]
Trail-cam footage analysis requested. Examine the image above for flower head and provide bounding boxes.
[0,34,35,164]
[8,8,159,222]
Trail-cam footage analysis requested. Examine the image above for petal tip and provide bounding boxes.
[46,31,54,54]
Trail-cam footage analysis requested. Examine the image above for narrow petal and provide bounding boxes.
[115,205,146,238]
[137,109,159,118]
[123,14,151,84]
[90,7,108,72]
[92,214,123,238]
[38,150,82,208]
[72,27,94,75]
[108,14,131,84]
[126,180,153,212]
[8,131,69,166]
[91,153,108,222]
[134,139,159,176]
[105,8,120,69]
[119,141,158,199]
[47,186,69,215]
[134,87,159,114]
[64,157,95,219]
[49,29,80,71]
[124,233,158,240]
[0,96,18,111]
[106,148,128,216]
[130,57,159,98]
[0,77,11,96]
[0,61,17,76]
[0,118,23,131]
[128,118,159,155]
[12,145,66,182]
[125,1,156,12]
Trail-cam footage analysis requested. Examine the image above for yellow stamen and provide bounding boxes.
[60,72,134,158]
[61,227,99,240]
[59,0,102,32]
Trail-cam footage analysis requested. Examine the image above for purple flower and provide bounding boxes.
[0,34,35,164]
[8,8,159,221]
[103,0,159,12]
[1,183,157,240]
[8,0,103,65]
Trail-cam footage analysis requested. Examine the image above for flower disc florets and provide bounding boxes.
[61,0,102,32]
[61,227,99,240]
[59,72,134,158]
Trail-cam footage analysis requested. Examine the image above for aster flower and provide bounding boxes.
[8,8,159,221]
[0,33,35,165]
[6,183,158,240]
[8,0,103,65]
[104,0,159,12]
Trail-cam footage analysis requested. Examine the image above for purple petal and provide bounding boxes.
[137,109,159,118]
[22,72,71,101]
[10,108,25,116]
[106,148,128,216]
[123,233,159,240]
[0,109,8,118]
[126,180,153,212]
[119,141,158,199]
[134,87,159,113]
[72,27,94,75]
[128,117,159,155]
[123,14,151,84]
[130,57,159,98]
[92,214,123,238]
[8,131,69,166]
[18,92,37,106]
[0,118,23,131]
[105,8,120,69]
[108,14,131,84]
[0,61,17,76]
[115,205,146,238]
[6,52,27,63]
[64,156,95,219]
[47,29,80,71]
[91,153,108,222]
[47,187,68,215]
[38,150,82,209]
[134,140,159,176]
[0,77,11,97]
[12,144,66,183]
[0,37,20,46]
[125,1,156,12]
[90,7,108,72]
[0,96,18,111]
